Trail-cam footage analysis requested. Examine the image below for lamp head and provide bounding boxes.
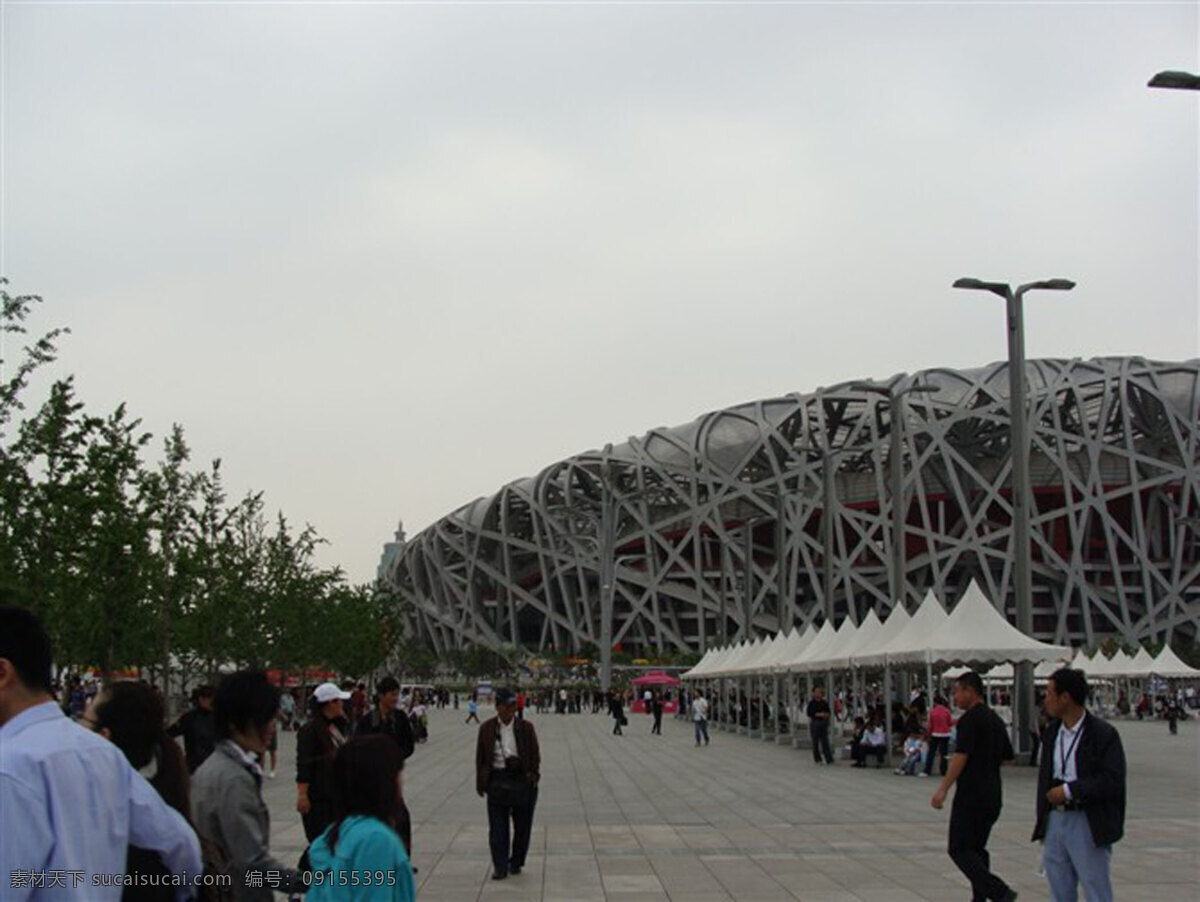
[953,277,1011,298]
[1149,70,1200,90]
[1017,278,1076,294]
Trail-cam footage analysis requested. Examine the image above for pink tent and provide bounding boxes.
[630,670,681,713]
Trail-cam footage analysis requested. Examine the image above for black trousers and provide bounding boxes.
[651,713,662,734]
[809,721,833,763]
[948,800,1010,902]
[395,798,413,857]
[924,736,950,775]
[486,784,538,874]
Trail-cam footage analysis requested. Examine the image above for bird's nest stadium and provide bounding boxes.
[387,357,1200,657]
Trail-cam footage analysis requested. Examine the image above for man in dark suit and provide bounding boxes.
[1032,667,1126,902]
[475,687,541,880]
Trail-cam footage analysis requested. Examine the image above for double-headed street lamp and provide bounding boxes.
[953,276,1075,758]
[847,380,940,610]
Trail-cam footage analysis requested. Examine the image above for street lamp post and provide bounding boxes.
[740,513,774,642]
[953,276,1075,759]
[792,442,852,625]
[848,380,940,610]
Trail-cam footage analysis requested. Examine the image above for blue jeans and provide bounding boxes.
[694,718,709,745]
[1042,809,1113,902]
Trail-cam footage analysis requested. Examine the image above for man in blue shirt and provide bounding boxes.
[0,606,202,900]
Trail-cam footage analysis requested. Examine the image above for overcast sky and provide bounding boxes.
[2,0,1196,584]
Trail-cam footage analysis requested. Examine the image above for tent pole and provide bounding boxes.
[884,661,893,765]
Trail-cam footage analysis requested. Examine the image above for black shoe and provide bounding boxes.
[509,865,522,876]
[997,891,1018,902]
[492,870,507,880]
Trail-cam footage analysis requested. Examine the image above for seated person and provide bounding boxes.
[849,716,867,767]
[860,717,888,767]
[894,731,925,775]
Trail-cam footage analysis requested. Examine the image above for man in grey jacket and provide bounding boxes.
[192,671,305,901]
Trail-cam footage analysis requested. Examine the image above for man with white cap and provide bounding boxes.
[296,681,351,843]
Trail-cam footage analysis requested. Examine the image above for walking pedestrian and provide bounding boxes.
[1032,668,1126,902]
[192,669,304,900]
[692,689,710,746]
[0,606,202,902]
[306,736,415,902]
[930,671,1017,902]
[89,681,193,902]
[609,691,626,735]
[465,696,480,724]
[355,676,416,867]
[650,693,664,735]
[296,682,351,844]
[923,694,954,777]
[475,688,540,881]
[167,684,217,773]
[806,686,835,765]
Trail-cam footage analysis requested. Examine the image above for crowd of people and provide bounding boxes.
[0,602,1157,902]
[0,606,419,901]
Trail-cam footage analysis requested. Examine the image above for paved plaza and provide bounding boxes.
[262,706,1199,901]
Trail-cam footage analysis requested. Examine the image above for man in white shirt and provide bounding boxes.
[0,606,201,901]
[475,688,540,881]
[691,690,710,747]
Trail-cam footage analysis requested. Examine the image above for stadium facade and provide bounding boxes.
[387,357,1200,657]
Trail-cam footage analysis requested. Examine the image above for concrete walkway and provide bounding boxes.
[261,706,1199,901]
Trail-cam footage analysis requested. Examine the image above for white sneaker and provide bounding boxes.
[268,770,276,779]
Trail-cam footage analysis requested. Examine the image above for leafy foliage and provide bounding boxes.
[0,281,424,686]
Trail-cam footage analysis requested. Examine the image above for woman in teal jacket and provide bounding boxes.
[308,736,415,902]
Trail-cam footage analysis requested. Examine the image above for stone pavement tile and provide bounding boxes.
[631,824,688,850]
[598,857,658,877]
[648,855,730,896]
[543,853,605,897]
[591,825,641,853]
[788,892,862,902]
[700,854,793,899]
[851,889,927,902]
[478,875,542,902]
[675,825,731,850]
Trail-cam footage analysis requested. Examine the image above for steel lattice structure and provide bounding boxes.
[389,357,1200,656]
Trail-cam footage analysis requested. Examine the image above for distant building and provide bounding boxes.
[377,520,406,582]
[386,358,1200,658]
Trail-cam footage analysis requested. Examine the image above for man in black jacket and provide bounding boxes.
[476,688,540,881]
[1032,667,1126,902]
[356,676,416,863]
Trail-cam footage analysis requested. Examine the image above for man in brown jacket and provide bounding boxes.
[475,687,540,880]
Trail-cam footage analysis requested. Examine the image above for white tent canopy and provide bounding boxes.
[711,639,757,678]
[728,633,781,677]
[849,604,912,668]
[782,620,837,673]
[1150,644,1200,678]
[856,589,949,668]
[1125,647,1156,677]
[887,580,1072,667]
[1077,649,1132,679]
[824,608,883,670]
